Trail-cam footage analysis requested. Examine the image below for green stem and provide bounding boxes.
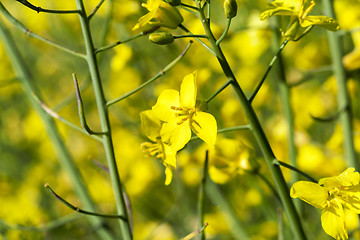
[0,3,86,59]
[95,33,144,54]
[322,0,359,170]
[198,151,208,240]
[255,171,281,203]
[216,18,231,46]
[180,3,199,11]
[206,79,232,103]
[249,39,289,103]
[273,160,317,183]
[271,22,298,186]
[88,0,105,20]
[74,1,132,239]
[179,24,215,56]
[0,17,116,240]
[174,34,207,39]
[107,41,192,107]
[15,0,80,14]
[190,125,251,141]
[197,4,306,239]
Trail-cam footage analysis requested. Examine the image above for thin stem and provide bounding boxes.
[74,0,132,238]
[180,223,208,240]
[178,24,215,56]
[273,160,317,183]
[107,41,192,107]
[174,34,208,39]
[73,73,106,136]
[255,171,281,203]
[249,39,289,103]
[95,33,144,54]
[216,18,231,45]
[0,3,86,59]
[198,151,209,240]
[322,0,359,170]
[15,0,81,14]
[197,4,306,239]
[88,0,105,20]
[206,79,232,103]
[190,125,251,141]
[45,184,126,220]
[31,92,103,142]
[0,16,116,240]
[180,3,199,11]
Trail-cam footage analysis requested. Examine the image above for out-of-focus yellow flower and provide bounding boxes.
[291,168,360,240]
[343,32,360,71]
[140,110,177,185]
[132,0,183,32]
[152,71,217,150]
[260,0,339,40]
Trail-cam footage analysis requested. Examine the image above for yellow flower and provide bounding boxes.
[140,110,177,185]
[290,168,360,240]
[343,32,360,71]
[132,0,183,32]
[152,71,217,150]
[260,0,339,40]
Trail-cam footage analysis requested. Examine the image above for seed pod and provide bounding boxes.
[149,32,174,45]
[165,0,181,6]
[224,0,237,19]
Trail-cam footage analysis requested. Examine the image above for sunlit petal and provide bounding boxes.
[180,71,197,109]
[163,144,177,168]
[160,118,191,150]
[321,199,348,240]
[152,89,180,122]
[300,16,339,31]
[164,165,173,185]
[191,112,217,147]
[290,181,328,209]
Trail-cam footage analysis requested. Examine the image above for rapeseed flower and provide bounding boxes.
[152,71,217,150]
[140,110,177,185]
[291,168,360,240]
[260,0,339,40]
[132,0,183,32]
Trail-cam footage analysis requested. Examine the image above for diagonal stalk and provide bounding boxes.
[322,0,359,170]
[74,0,132,239]
[196,4,306,239]
[0,18,116,240]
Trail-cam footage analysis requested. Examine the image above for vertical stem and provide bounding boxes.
[271,22,299,189]
[322,0,359,170]
[74,1,132,239]
[196,5,306,240]
[0,18,116,240]
[198,151,208,240]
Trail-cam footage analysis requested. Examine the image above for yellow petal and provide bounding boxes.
[143,0,162,11]
[260,7,296,20]
[160,118,191,150]
[320,168,359,188]
[180,71,197,109]
[140,110,161,141]
[209,165,234,184]
[321,199,348,240]
[300,16,339,31]
[290,181,328,209]
[191,111,217,147]
[152,89,180,122]
[164,165,173,185]
[342,185,360,214]
[163,144,177,168]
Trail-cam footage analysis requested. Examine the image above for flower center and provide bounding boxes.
[171,106,196,125]
[141,138,165,160]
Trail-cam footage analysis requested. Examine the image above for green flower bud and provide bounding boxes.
[149,32,174,45]
[165,0,182,6]
[224,0,237,19]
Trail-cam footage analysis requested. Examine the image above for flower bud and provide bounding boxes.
[149,32,174,45]
[165,0,182,6]
[224,0,237,19]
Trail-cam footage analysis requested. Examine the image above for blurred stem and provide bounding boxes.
[197,4,306,239]
[255,171,281,203]
[249,39,288,103]
[74,0,132,239]
[206,181,249,238]
[198,151,209,240]
[0,2,86,59]
[0,18,116,240]
[107,41,192,107]
[322,0,359,170]
[271,20,299,188]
